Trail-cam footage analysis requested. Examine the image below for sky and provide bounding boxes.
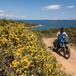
[0,0,76,20]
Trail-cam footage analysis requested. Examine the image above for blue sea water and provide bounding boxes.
[17,20,76,30]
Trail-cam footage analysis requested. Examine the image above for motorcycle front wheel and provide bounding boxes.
[64,47,70,59]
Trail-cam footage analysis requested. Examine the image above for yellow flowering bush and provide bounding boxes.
[0,20,68,76]
[11,60,19,68]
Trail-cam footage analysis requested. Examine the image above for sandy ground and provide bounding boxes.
[43,37,76,76]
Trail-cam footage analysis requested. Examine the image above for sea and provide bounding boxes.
[17,20,76,30]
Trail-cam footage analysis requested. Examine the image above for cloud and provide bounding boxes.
[43,4,61,10]
[16,16,26,19]
[67,5,75,9]
[3,14,27,20]
[0,10,5,13]
[0,13,4,16]
[0,10,27,19]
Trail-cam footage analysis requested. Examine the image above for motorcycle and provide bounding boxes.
[53,35,70,59]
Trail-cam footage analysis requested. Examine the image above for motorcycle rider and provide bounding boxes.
[55,27,68,49]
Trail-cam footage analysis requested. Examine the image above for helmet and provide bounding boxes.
[60,27,64,33]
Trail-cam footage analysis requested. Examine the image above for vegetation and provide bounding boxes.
[39,28,76,45]
[0,19,69,76]
[0,19,38,28]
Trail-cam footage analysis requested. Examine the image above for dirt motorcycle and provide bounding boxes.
[53,36,70,59]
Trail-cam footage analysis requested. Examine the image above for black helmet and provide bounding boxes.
[60,27,64,33]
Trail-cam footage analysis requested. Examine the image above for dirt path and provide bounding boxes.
[43,37,76,76]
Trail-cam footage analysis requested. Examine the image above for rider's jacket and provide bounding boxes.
[57,32,68,42]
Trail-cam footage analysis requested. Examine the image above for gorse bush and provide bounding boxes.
[0,20,68,76]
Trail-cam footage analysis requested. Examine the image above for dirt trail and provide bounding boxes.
[43,38,76,76]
